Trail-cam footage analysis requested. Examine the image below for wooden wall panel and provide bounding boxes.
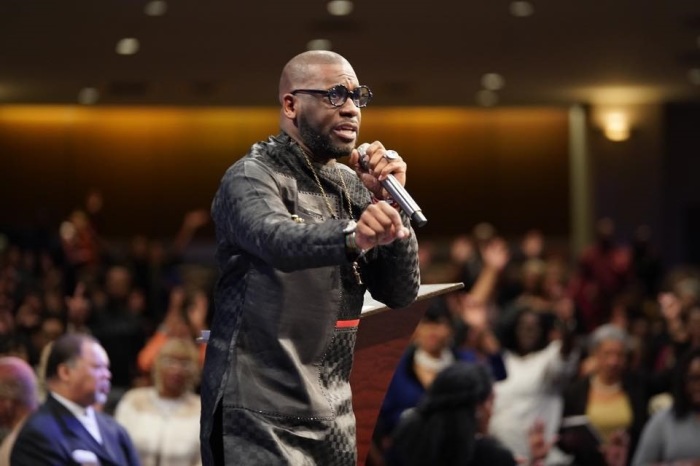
[0,106,569,239]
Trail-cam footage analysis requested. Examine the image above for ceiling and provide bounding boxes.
[1,0,699,107]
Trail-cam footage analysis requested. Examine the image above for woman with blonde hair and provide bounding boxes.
[115,337,202,466]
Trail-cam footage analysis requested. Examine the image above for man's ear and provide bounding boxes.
[57,363,72,382]
[282,94,297,119]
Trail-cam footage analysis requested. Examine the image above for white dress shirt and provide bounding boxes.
[50,392,103,444]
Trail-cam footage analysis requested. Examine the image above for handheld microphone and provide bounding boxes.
[357,143,427,227]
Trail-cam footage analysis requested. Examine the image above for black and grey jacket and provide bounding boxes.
[200,132,420,466]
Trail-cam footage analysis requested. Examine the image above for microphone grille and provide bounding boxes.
[357,143,370,155]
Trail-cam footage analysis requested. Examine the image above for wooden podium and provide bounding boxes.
[351,283,463,465]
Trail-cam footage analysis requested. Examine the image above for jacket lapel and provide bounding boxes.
[94,411,126,465]
[46,395,121,466]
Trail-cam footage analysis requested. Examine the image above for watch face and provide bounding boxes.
[343,220,357,234]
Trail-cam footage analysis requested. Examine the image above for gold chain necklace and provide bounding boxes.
[298,144,363,285]
[300,148,354,221]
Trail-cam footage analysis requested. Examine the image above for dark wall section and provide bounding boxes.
[664,103,700,266]
[589,105,664,261]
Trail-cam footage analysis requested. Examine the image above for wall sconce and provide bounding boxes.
[603,112,630,142]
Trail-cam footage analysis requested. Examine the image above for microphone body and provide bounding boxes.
[357,143,427,227]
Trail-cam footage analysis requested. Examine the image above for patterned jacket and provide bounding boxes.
[200,132,420,466]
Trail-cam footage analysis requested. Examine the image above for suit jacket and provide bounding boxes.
[10,395,141,466]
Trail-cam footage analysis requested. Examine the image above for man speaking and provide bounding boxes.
[200,50,420,465]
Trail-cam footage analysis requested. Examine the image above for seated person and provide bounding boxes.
[10,334,140,466]
[392,361,516,466]
[116,337,202,466]
[375,305,505,464]
[561,324,651,466]
[632,348,700,465]
[0,357,38,466]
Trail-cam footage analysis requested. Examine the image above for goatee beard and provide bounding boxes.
[298,115,353,161]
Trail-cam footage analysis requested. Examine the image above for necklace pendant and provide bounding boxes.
[352,261,363,285]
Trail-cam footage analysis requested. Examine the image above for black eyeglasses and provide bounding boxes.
[291,84,373,108]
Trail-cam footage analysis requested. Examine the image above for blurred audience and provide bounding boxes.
[569,218,633,332]
[128,209,209,327]
[10,333,140,465]
[376,304,505,462]
[392,361,517,466]
[375,235,512,464]
[116,338,202,466]
[137,287,208,377]
[489,307,579,463]
[560,324,658,465]
[7,197,700,466]
[88,265,147,405]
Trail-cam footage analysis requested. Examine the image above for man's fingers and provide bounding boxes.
[355,202,409,249]
[371,202,408,240]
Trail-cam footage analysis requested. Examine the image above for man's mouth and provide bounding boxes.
[333,124,357,141]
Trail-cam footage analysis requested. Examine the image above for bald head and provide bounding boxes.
[278,50,353,103]
[278,50,362,159]
[0,357,38,426]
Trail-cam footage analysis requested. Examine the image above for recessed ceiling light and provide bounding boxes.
[481,73,505,91]
[77,87,99,105]
[327,0,353,16]
[689,68,700,86]
[116,38,140,55]
[476,90,499,107]
[603,112,630,142]
[509,1,534,17]
[144,0,167,16]
[307,39,332,51]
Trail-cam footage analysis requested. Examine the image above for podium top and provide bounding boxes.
[197,283,464,343]
[360,283,464,318]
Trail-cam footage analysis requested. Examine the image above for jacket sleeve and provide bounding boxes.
[630,409,665,466]
[116,423,142,466]
[212,158,351,272]
[361,212,420,309]
[10,423,67,466]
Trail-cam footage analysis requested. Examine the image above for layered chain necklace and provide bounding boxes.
[299,144,364,285]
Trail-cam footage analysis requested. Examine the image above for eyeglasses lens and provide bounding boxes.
[328,85,371,108]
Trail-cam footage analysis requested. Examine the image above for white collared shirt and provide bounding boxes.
[50,392,103,444]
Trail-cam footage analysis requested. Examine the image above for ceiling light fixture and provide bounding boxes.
[306,39,332,51]
[481,73,505,91]
[116,38,140,55]
[327,0,353,16]
[77,87,99,105]
[509,1,534,17]
[144,0,167,17]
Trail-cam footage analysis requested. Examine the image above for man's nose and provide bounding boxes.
[339,97,360,115]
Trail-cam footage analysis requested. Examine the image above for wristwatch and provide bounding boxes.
[343,220,362,257]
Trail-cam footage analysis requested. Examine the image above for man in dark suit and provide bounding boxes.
[11,333,140,466]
